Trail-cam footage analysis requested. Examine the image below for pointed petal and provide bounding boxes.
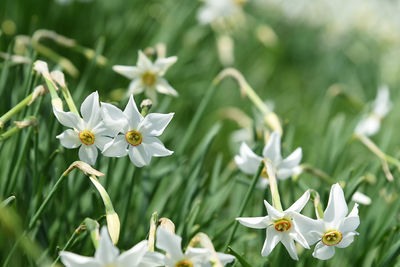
[128,79,145,95]
[78,145,98,166]
[264,200,284,220]
[139,251,166,266]
[154,56,177,75]
[155,79,179,97]
[290,230,309,249]
[118,240,148,266]
[336,232,356,248]
[128,146,151,167]
[373,85,391,117]
[287,190,310,213]
[354,116,380,136]
[291,213,324,245]
[53,107,81,129]
[137,50,153,69]
[142,136,173,157]
[280,234,299,260]
[236,216,269,229]
[155,227,184,261]
[59,251,100,267]
[112,65,141,79]
[94,227,119,263]
[234,143,262,175]
[139,113,174,136]
[324,184,348,226]
[262,131,282,162]
[123,95,143,129]
[101,102,129,135]
[94,136,113,151]
[57,129,80,148]
[277,166,302,180]
[339,204,359,233]
[102,135,128,157]
[312,241,335,260]
[278,147,302,170]
[261,227,281,257]
[81,91,101,128]
[185,247,211,261]
[216,252,235,265]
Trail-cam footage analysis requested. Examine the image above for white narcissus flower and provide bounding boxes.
[101,95,173,167]
[355,85,391,136]
[236,190,310,260]
[197,0,245,25]
[234,131,302,187]
[54,91,114,165]
[113,51,178,100]
[60,227,160,267]
[293,184,360,260]
[156,227,235,267]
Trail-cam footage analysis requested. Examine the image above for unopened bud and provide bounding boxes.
[63,161,104,177]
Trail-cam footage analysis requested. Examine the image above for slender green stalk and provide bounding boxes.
[223,162,264,251]
[265,159,283,212]
[0,94,33,128]
[60,85,79,115]
[310,190,324,219]
[0,125,20,141]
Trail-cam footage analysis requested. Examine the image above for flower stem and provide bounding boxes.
[0,94,34,128]
[264,159,283,212]
[310,190,324,219]
[60,84,79,115]
[223,162,263,251]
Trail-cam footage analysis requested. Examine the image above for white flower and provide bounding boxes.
[197,0,245,25]
[156,227,235,266]
[293,184,360,260]
[351,191,371,205]
[234,131,302,187]
[113,51,178,100]
[236,190,310,260]
[355,85,391,136]
[54,91,114,165]
[60,227,160,267]
[101,95,174,167]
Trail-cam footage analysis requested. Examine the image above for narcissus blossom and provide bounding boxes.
[355,85,391,136]
[234,131,302,187]
[60,227,160,267]
[113,51,178,100]
[293,184,360,260]
[237,190,310,260]
[197,0,245,25]
[54,91,114,165]
[101,95,173,167]
[156,227,235,266]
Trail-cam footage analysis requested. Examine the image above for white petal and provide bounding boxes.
[155,79,179,97]
[324,183,348,226]
[312,241,335,260]
[373,85,391,117]
[339,204,360,233]
[117,240,148,266]
[278,147,302,171]
[124,95,143,129]
[286,190,310,213]
[155,227,184,261]
[289,229,309,249]
[139,251,166,266]
[216,252,235,265]
[94,136,113,151]
[280,234,298,260]
[101,102,129,135]
[102,135,128,158]
[154,56,177,75]
[234,143,262,175]
[137,50,153,69]
[79,145,98,166]
[128,145,151,167]
[236,216,269,229]
[262,131,282,163]
[81,91,101,128]
[261,227,281,257]
[355,116,381,136]
[60,251,100,267]
[264,200,284,220]
[185,247,211,261]
[142,136,173,157]
[112,65,141,79]
[291,213,324,245]
[351,191,371,205]
[139,113,174,136]
[128,79,145,95]
[53,106,82,130]
[336,232,356,248]
[56,129,80,148]
[94,227,119,263]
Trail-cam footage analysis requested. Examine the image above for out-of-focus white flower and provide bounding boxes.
[234,131,302,187]
[355,85,391,136]
[101,95,173,167]
[237,190,310,260]
[60,227,160,267]
[113,51,178,101]
[351,191,371,205]
[293,184,360,260]
[197,0,245,25]
[54,91,114,165]
[156,227,235,266]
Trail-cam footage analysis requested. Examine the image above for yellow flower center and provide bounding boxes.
[79,130,95,145]
[274,218,291,232]
[322,230,343,246]
[125,130,142,146]
[175,260,193,267]
[142,72,156,86]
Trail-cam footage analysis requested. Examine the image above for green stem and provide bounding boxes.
[265,160,283,212]
[310,190,324,219]
[0,94,33,128]
[301,164,336,184]
[60,85,79,115]
[50,225,85,267]
[0,126,20,141]
[223,162,264,251]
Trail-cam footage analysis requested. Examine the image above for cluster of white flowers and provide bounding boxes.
[237,183,360,260]
[54,91,174,167]
[60,226,235,267]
